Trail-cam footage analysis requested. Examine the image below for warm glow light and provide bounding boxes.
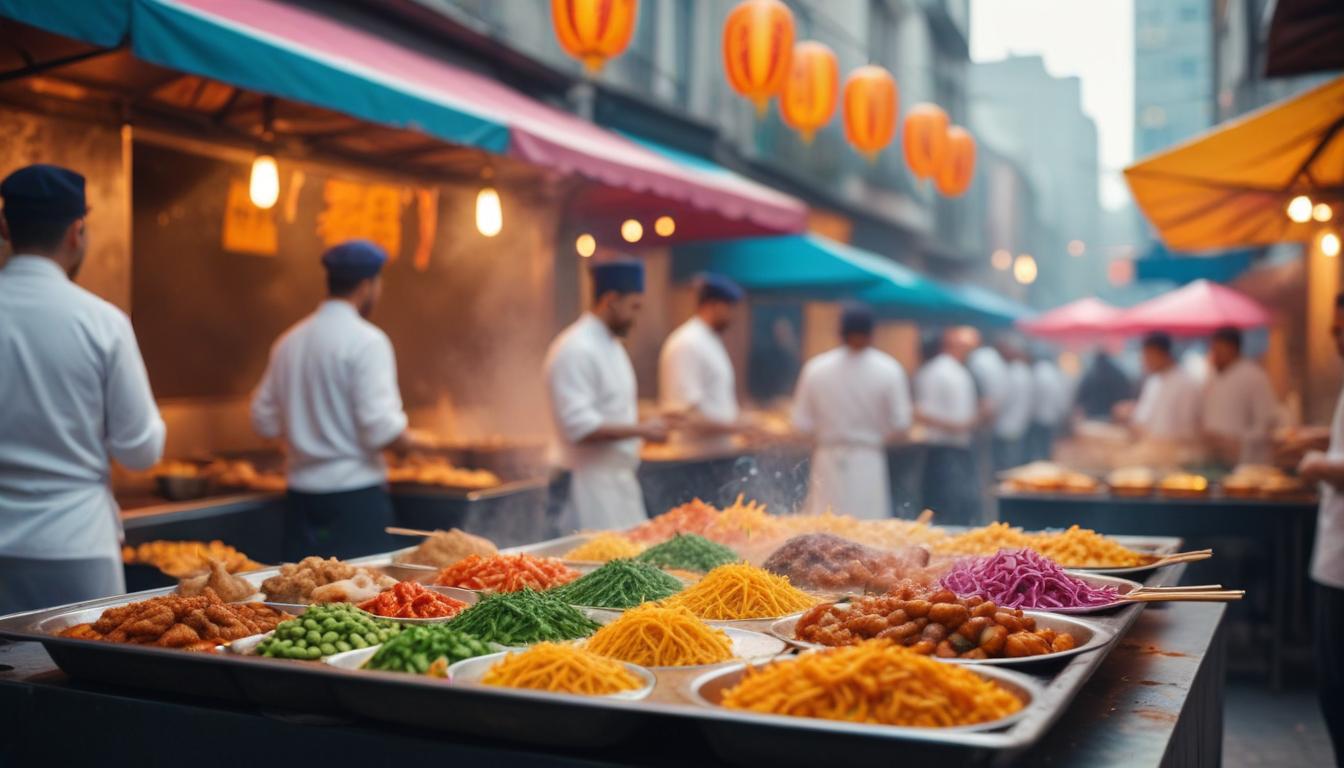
[654,215,676,237]
[1315,203,1334,222]
[475,186,502,237]
[249,155,279,209]
[620,218,643,243]
[575,233,596,258]
[1067,239,1086,257]
[1287,195,1314,223]
[1108,259,1134,286]
[1013,253,1038,285]
[1324,232,1342,258]
[991,248,1012,270]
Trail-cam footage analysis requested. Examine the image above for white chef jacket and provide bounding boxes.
[1200,358,1279,461]
[792,346,912,518]
[1132,366,1201,441]
[658,316,738,446]
[251,299,408,493]
[967,347,1008,414]
[1031,360,1070,427]
[544,312,646,530]
[995,360,1034,440]
[1312,388,1344,588]
[0,255,165,560]
[915,353,978,448]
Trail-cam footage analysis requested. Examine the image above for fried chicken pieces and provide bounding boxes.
[260,556,394,604]
[178,558,258,602]
[58,590,289,651]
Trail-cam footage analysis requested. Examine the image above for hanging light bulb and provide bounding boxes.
[621,219,643,243]
[1314,203,1334,222]
[991,249,1012,271]
[1013,253,1038,285]
[575,233,596,258]
[654,215,676,237]
[476,186,502,237]
[1323,232,1342,258]
[1287,195,1314,223]
[249,154,279,209]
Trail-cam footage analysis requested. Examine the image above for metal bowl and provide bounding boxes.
[446,650,656,701]
[353,586,479,625]
[770,610,1114,666]
[690,657,1040,733]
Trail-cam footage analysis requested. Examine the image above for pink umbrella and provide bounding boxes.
[1018,298,1123,340]
[1112,279,1271,337]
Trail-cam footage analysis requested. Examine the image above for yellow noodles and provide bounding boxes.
[563,533,645,562]
[480,643,642,695]
[666,563,817,620]
[586,604,733,667]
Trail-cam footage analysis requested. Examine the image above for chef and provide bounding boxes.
[993,339,1034,471]
[251,240,427,561]
[1300,293,1344,757]
[658,273,748,449]
[545,259,668,532]
[915,326,982,525]
[0,164,165,614]
[1201,325,1279,465]
[791,304,912,519]
[1027,353,1070,461]
[1127,331,1200,441]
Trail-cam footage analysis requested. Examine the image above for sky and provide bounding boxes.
[970,0,1134,210]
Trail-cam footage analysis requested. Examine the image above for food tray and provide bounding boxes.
[0,533,1185,764]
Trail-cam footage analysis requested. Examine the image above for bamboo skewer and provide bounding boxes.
[1120,590,1244,604]
[386,526,437,538]
[1134,584,1223,593]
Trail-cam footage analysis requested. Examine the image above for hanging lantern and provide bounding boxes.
[903,103,950,183]
[841,65,898,160]
[934,125,976,197]
[779,41,837,143]
[722,0,795,115]
[551,0,638,74]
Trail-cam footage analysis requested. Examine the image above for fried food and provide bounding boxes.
[393,528,498,568]
[59,590,289,651]
[122,540,264,578]
[385,454,501,490]
[762,533,931,594]
[177,558,257,602]
[310,571,396,604]
[260,556,394,604]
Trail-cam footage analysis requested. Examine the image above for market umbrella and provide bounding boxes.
[1123,75,1344,251]
[1110,279,1271,337]
[1017,297,1121,340]
[1266,0,1344,78]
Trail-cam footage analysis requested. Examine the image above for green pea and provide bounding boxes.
[303,619,319,632]
[319,643,336,656]
[306,646,322,660]
[336,640,352,653]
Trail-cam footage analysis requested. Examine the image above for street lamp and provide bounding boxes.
[1315,203,1334,223]
[1323,232,1342,259]
[1287,195,1314,223]
[654,215,676,237]
[621,219,644,243]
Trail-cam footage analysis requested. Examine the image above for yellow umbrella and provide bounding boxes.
[1124,75,1344,251]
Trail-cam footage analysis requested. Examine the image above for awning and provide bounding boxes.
[1124,75,1344,251]
[1133,242,1254,285]
[1112,279,1271,336]
[1017,298,1122,340]
[937,283,1034,328]
[1266,0,1344,78]
[2,0,807,241]
[673,234,892,298]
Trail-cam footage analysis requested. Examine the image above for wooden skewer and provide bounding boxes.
[1134,584,1224,593]
[1122,590,1244,603]
[1149,549,1214,567]
[386,526,437,538]
[915,509,934,525]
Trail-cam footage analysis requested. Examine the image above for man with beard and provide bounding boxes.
[0,164,165,613]
[251,239,428,560]
[545,259,668,531]
[658,273,751,450]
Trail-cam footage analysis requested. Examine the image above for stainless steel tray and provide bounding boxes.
[0,532,1185,764]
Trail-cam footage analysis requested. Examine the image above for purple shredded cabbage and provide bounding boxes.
[939,549,1119,609]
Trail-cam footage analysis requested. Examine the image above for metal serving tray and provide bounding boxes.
[0,532,1185,765]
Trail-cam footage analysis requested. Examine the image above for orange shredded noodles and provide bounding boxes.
[586,604,733,667]
[666,563,818,620]
[433,554,578,593]
[563,533,645,562]
[480,642,643,695]
[720,639,1022,727]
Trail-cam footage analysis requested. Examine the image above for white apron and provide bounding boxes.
[559,465,647,532]
[804,444,891,519]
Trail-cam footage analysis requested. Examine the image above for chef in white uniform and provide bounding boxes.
[1299,293,1344,756]
[545,260,668,532]
[792,304,912,519]
[659,273,747,450]
[1201,325,1279,465]
[1129,331,1200,441]
[251,240,427,560]
[915,327,982,525]
[0,164,165,614]
[1027,354,1070,461]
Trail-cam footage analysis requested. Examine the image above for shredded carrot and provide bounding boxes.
[666,563,818,620]
[433,554,578,593]
[586,604,733,667]
[563,533,645,562]
[480,642,643,695]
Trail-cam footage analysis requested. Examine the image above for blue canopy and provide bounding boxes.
[0,0,130,47]
[1135,241,1254,285]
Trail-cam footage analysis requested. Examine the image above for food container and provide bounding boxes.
[768,611,1115,666]
[155,474,211,501]
[355,585,479,624]
[577,626,787,671]
[446,650,657,701]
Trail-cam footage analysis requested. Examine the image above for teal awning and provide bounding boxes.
[940,283,1035,327]
[0,0,130,47]
[675,234,894,298]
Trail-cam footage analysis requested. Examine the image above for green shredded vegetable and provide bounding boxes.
[446,588,601,645]
[636,533,740,572]
[363,624,493,675]
[548,559,683,608]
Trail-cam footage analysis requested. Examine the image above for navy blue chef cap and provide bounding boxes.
[591,259,645,298]
[696,272,744,304]
[0,164,88,221]
[321,239,387,281]
[840,303,875,336]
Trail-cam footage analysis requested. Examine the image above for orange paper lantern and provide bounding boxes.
[779,41,837,143]
[935,125,976,196]
[903,103,950,181]
[722,0,795,115]
[842,65,898,160]
[552,0,639,74]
